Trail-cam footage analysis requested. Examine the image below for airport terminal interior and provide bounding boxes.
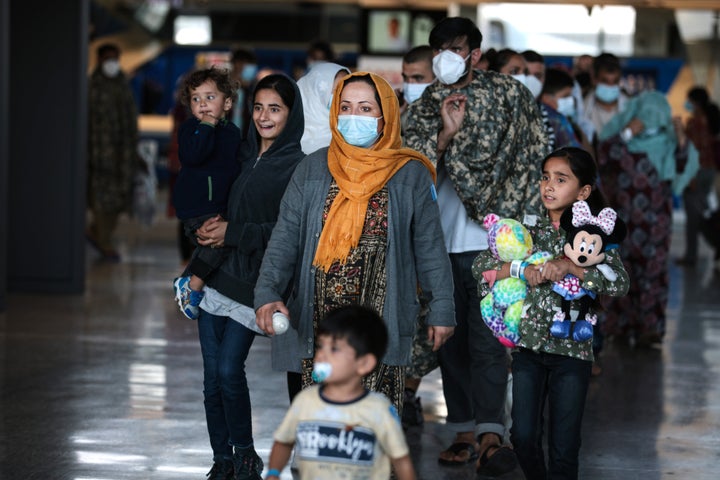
[2,0,720,479]
[1,197,719,479]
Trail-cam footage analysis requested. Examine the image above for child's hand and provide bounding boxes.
[200,112,218,125]
[196,216,227,247]
[539,258,573,283]
[523,264,545,286]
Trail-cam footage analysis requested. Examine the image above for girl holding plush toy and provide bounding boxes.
[472,147,629,479]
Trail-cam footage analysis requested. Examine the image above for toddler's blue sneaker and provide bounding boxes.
[173,276,204,320]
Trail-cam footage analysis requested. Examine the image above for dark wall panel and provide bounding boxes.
[0,0,8,309]
[7,0,87,293]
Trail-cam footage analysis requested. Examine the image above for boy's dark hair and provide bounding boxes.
[181,68,239,107]
[403,45,433,65]
[97,42,120,60]
[317,305,388,362]
[522,49,544,64]
[688,86,720,135]
[593,52,621,77]
[308,40,335,61]
[542,147,608,213]
[232,48,257,64]
[541,68,575,96]
[485,48,520,73]
[429,17,483,51]
[253,73,296,110]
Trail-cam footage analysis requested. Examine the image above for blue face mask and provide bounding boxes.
[595,83,620,103]
[241,64,258,83]
[337,115,382,148]
[685,100,694,113]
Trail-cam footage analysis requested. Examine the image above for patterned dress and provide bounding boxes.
[301,182,405,411]
[597,136,673,344]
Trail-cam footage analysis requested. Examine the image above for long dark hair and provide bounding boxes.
[688,86,720,136]
[542,147,608,214]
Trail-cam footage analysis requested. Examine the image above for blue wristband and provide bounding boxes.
[519,262,529,281]
[265,469,281,478]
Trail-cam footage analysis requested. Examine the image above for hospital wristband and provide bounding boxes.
[510,260,523,279]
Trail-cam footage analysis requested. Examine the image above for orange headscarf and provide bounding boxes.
[312,71,436,272]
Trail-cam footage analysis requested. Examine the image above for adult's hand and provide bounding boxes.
[437,93,467,155]
[196,215,227,248]
[428,325,455,351]
[256,301,290,336]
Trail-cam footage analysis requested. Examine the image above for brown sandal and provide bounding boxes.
[437,442,479,466]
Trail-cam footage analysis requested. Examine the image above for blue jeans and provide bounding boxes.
[437,251,508,438]
[198,309,257,461]
[510,349,592,480]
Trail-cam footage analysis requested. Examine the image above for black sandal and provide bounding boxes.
[476,444,517,476]
[437,441,479,466]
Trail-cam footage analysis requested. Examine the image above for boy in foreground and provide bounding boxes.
[265,305,415,480]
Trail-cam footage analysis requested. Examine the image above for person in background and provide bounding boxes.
[254,72,455,415]
[596,90,699,349]
[486,48,543,100]
[677,86,720,267]
[171,68,242,320]
[166,71,196,266]
[297,62,350,155]
[404,17,547,476]
[582,52,628,143]
[190,73,306,480]
[397,44,439,427]
[230,48,258,135]
[265,305,416,480]
[306,40,336,69]
[86,42,140,262]
[522,50,546,86]
[398,45,435,118]
[538,68,586,151]
[473,147,630,480]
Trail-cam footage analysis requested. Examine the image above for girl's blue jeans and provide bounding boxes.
[198,309,256,461]
[510,348,592,480]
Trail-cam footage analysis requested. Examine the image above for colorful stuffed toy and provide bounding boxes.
[480,214,551,347]
[550,201,627,342]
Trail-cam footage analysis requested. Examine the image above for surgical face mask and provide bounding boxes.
[403,81,433,104]
[595,83,620,104]
[556,96,576,118]
[101,59,120,78]
[312,362,332,383]
[685,100,694,113]
[337,114,382,148]
[525,75,543,99]
[241,64,258,83]
[432,50,469,85]
[510,74,542,99]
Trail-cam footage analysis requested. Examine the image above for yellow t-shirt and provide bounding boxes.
[273,385,409,479]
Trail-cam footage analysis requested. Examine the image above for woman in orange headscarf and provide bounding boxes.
[254,72,455,410]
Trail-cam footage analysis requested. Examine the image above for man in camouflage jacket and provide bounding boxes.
[404,17,548,475]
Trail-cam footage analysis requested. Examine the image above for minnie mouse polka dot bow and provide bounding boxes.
[571,201,616,235]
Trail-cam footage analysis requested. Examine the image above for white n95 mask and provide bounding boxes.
[432,50,469,85]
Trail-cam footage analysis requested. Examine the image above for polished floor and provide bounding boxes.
[1,206,719,480]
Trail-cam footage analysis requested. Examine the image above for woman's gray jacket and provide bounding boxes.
[254,148,455,371]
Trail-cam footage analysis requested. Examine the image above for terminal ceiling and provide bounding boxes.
[183,1,720,10]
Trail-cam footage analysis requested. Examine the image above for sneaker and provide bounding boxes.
[401,389,424,428]
[206,459,233,480]
[173,276,204,320]
[232,446,263,480]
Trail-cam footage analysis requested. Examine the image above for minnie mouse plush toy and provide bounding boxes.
[550,200,627,342]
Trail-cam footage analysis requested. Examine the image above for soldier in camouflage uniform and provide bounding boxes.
[404,17,548,476]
